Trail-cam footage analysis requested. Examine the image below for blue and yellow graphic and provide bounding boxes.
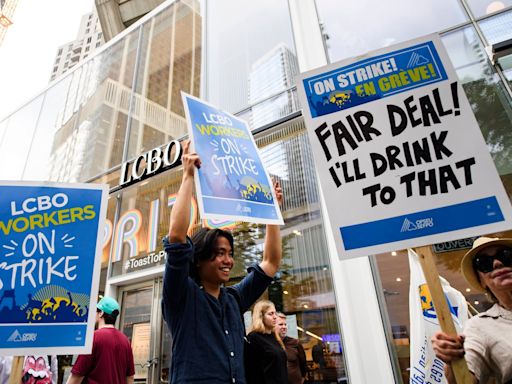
[303,40,448,117]
[419,283,459,324]
[0,285,89,323]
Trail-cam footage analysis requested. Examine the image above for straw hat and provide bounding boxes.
[461,236,512,291]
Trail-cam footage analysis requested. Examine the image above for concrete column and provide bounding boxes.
[95,0,125,41]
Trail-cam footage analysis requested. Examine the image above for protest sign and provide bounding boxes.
[0,181,108,356]
[408,249,468,384]
[297,34,512,259]
[182,93,283,225]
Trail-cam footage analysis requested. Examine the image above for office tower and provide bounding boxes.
[248,43,299,128]
[50,10,104,81]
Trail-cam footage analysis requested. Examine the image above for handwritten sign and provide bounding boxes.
[297,34,512,259]
[0,181,108,355]
[182,93,283,225]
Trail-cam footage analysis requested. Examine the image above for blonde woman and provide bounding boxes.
[245,300,287,384]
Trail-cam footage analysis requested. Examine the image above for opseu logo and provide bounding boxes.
[7,329,37,342]
[400,217,434,232]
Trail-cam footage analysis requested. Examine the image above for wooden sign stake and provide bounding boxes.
[8,356,24,384]
[415,245,473,384]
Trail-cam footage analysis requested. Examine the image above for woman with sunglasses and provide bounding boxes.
[431,236,512,384]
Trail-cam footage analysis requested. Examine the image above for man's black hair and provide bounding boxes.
[190,228,234,284]
[97,308,119,325]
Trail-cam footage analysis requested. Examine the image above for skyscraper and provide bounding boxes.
[50,10,104,82]
[248,43,299,128]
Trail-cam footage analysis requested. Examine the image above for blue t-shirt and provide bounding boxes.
[161,236,273,384]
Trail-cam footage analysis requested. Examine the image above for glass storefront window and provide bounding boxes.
[205,0,298,127]
[119,287,153,380]
[252,119,349,383]
[21,75,76,181]
[0,95,44,180]
[479,9,512,43]
[442,27,512,177]
[465,0,512,17]
[75,29,140,177]
[316,0,467,63]
[479,8,512,85]
[110,166,184,277]
[499,53,512,84]
[126,0,201,159]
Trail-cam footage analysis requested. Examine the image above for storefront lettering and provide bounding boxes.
[432,236,477,253]
[103,194,236,265]
[119,140,182,186]
[124,250,166,272]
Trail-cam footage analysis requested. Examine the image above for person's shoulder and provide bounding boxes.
[468,304,501,323]
[465,304,501,335]
[284,336,299,346]
[247,331,264,341]
[95,327,127,338]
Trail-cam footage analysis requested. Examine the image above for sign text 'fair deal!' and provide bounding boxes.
[296,34,512,259]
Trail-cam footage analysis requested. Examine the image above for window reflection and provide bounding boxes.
[205,0,297,117]
[465,0,512,17]
[479,9,512,43]
[316,0,467,62]
[0,95,44,180]
[443,27,512,177]
[40,30,140,183]
[126,0,201,159]
[479,9,512,84]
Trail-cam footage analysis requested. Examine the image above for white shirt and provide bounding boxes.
[0,356,13,384]
[464,304,512,384]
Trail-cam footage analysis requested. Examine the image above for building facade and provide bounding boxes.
[50,10,104,82]
[0,0,18,47]
[1,0,512,383]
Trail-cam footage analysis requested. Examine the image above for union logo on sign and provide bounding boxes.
[6,329,37,342]
[400,217,434,232]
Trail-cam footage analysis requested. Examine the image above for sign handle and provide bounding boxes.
[415,245,473,384]
[8,356,24,384]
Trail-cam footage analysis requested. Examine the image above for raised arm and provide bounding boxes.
[169,140,201,244]
[259,181,283,277]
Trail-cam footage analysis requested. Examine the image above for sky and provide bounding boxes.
[0,0,94,120]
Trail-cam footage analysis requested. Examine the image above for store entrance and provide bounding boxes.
[118,278,170,383]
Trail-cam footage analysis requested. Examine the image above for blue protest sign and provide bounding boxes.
[0,181,108,355]
[302,40,448,118]
[182,93,283,225]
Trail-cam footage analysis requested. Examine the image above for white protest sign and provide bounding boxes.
[297,34,512,259]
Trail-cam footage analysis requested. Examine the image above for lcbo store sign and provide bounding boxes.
[119,140,182,186]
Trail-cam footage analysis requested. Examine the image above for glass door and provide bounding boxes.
[118,279,164,383]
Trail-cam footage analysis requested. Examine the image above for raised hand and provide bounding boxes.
[181,140,201,178]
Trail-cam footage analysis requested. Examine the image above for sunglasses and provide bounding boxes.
[473,247,512,273]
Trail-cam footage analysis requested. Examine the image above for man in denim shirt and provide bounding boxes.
[162,141,283,384]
